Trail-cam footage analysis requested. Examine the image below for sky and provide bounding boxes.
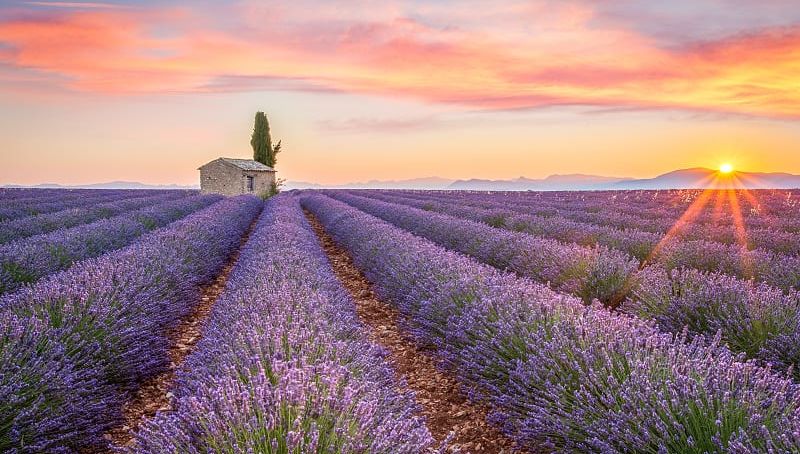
[1,0,799,185]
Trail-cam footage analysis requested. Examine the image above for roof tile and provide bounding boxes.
[219,158,275,171]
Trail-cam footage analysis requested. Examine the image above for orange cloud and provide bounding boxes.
[0,4,799,118]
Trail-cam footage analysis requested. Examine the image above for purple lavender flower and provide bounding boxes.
[135,195,433,453]
[326,190,640,307]
[0,195,262,452]
[0,194,222,295]
[0,190,190,244]
[302,192,800,452]
[0,189,177,221]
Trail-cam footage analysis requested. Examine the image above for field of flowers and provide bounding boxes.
[3,187,800,453]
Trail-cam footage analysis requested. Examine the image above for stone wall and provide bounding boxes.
[199,160,276,196]
[244,169,276,196]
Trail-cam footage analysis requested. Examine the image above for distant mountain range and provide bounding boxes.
[287,168,800,190]
[6,168,800,191]
[283,177,454,190]
[446,174,634,191]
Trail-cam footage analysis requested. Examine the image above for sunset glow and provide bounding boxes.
[1,1,800,185]
[720,163,734,174]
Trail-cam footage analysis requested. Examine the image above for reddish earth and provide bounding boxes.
[305,210,522,453]
[101,217,259,451]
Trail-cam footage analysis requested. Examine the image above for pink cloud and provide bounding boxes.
[0,3,799,118]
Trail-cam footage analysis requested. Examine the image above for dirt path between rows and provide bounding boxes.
[305,210,522,453]
[101,216,260,451]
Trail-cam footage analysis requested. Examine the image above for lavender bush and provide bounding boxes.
[302,193,800,452]
[0,189,170,221]
[0,188,90,201]
[380,189,800,235]
[371,188,800,255]
[327,191,640,306]
[134,195,433,453]
[357,190,800,291]
[624,266,800,373]
[0,190,189,244]
[0,194,221,295]
[0,196,262,452]
[360,190,664,260]
[337,191,800,375]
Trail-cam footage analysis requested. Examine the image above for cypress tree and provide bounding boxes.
[269,140,282,168]
[250,112,272,166]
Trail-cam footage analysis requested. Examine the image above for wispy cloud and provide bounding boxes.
[316,115,439,133]
[197,75,344,94]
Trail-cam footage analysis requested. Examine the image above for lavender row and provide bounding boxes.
[330,191,800,376]
[134,195,433,453]
[0,188,181,200]
[0,191,191,244]
[486,190,800,235]
[0,195,262,453]
[361,190,800,292]
[393,189,800,236]
[302,193,800,452]
[0,188,135,204]
[483,190,800,254]
[401,189,800,253]
[329,191,640,306]
[0,194,221,295]
[451,190,800,283]
[0,188,105,201]
[363,190,663,260]
[377,191,682,233]
[0,189,182,222]
[418,188,800,222]
[387,190,800,256]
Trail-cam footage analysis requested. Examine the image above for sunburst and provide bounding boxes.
[644,169,762,279]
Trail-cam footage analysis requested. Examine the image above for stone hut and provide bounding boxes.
[198,157,276,196]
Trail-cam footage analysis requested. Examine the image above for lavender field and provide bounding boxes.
[4,188,800,453]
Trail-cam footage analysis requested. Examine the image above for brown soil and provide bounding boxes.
[305,210,523,454]
[101,217,260,451]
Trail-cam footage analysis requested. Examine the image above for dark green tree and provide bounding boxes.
[250,112,272,166]
[270,140,282,168]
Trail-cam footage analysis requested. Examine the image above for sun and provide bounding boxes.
[719,163,734,174]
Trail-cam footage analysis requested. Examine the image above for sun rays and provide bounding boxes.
[644,169,764,278]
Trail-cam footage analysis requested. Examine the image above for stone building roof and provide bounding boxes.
[200,157,275,172]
